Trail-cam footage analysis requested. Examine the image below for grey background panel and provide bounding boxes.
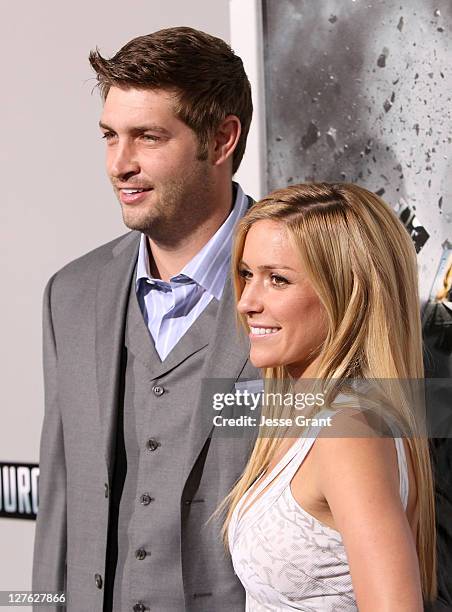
[263,0,452,302]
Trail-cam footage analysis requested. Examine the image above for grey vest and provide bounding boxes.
[106,273,257,611]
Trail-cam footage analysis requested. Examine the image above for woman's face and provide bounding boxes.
[237,219,328,378]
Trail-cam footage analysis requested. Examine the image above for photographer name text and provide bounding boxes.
[213,414,332,428]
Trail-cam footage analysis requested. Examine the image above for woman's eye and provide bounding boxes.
[238,268,252,280]
[271,274,289,286]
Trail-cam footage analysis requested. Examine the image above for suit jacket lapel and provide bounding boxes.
[181,195,256,484]
[95,231,140,481]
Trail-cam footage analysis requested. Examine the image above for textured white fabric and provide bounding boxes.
[228,410,409,611]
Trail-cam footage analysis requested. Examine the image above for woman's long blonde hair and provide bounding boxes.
[221,182,436,601]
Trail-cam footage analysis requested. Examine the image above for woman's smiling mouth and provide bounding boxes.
[249,325,281,337]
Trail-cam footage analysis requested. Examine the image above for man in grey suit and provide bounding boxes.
[32,27,259,611]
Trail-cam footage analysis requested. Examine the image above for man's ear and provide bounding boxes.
[211,115,241,167]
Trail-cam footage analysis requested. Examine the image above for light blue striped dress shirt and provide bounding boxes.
[135,183,249,360]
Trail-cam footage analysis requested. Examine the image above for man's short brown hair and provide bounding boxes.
[89,26,253,174]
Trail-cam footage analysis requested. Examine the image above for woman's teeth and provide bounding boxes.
[250,327,280,335]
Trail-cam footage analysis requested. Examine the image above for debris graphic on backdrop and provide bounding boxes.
[264,0,452,302]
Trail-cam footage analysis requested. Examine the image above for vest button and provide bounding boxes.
[146,438,160,452]
[135,548,147,560]
[133,604,145,612]
[94,573,103,589]
[104,483,109,498]
[140,493,153,505]
[152,385,164,396]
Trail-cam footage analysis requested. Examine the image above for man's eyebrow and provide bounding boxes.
[98,121,170,135]
[239,260,296,271]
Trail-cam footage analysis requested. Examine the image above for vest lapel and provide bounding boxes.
[125,279,166,376]
[127,281,218,379]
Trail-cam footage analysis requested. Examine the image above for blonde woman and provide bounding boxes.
[223,184,436,610]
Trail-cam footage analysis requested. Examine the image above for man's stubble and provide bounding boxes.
[119,158,215,247]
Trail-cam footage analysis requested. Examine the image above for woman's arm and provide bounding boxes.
[311,431,422,611]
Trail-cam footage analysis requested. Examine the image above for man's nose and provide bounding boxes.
[237,281,264,315]
[108,140,140,180]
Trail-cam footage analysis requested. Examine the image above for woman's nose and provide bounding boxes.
[237,282,264,315]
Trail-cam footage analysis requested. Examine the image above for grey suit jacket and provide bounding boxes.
[32,230,260,611]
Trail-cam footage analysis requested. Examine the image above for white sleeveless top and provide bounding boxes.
[228,408,409,611]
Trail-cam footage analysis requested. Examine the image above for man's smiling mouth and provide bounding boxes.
[121,188,149,194]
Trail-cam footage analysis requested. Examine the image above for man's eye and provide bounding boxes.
[101,132,115,140]
[142,134,160,142]
[271,274,289,286]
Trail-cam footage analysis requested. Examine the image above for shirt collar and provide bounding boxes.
[136,182,249,300]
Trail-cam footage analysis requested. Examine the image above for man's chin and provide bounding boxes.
[121,208,155,233]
